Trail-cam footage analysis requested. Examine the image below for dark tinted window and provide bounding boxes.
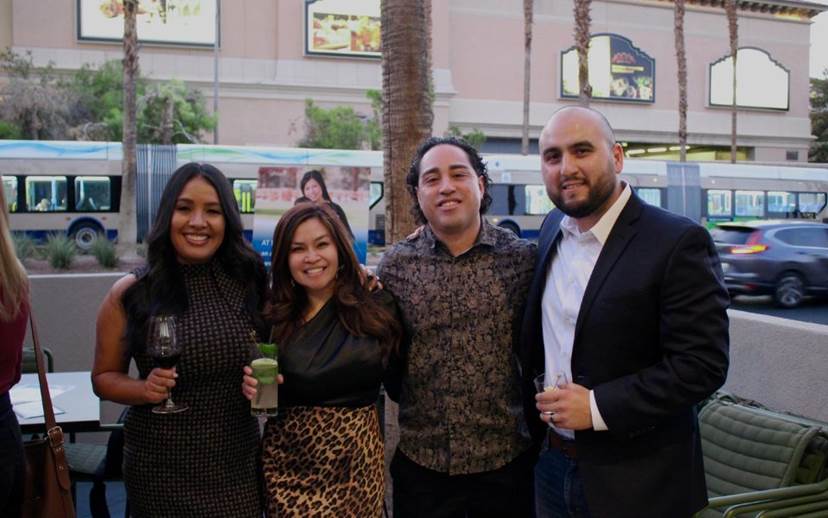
[710,226,754,245]
[775,228,828,248]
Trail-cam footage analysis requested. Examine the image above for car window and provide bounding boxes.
[775,228,828,248]
[710,227,753,244]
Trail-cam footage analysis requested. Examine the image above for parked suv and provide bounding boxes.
[711,220,828,308]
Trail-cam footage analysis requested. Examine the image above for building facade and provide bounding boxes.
[1,0,824,161]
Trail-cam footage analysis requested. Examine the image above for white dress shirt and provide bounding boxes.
[541,183,632,438]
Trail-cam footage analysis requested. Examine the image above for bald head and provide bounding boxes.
[540,106,616,149]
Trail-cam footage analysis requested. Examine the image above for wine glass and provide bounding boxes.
[534,371,569,419]
[147,315,188,414]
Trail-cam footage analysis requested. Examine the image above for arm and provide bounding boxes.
[592,225,730,434]
[91,275,175,406]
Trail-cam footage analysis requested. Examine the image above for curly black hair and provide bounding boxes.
[405,136,493,225]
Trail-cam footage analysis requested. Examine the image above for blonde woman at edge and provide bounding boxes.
[0,181,30,518]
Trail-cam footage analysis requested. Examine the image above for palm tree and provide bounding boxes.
[675,0,688,162]
[381,0,434,243]
[521,0,534,155]
[725,0,738,163]
[574,0,592,106]
[119,0,138,250]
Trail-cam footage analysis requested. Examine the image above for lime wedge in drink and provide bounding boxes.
[251,357,278,384]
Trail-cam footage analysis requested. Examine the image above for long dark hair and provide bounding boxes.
[122,162,266,353]
[300,169,332,202]
[267,203,400,360]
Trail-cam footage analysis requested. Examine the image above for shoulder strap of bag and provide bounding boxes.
[29,314,73,492]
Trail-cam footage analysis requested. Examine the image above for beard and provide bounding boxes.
[548,167,617,219]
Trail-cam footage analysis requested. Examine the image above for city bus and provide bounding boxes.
[2,140,827,248]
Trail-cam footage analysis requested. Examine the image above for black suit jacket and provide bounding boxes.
[519,192,729,518]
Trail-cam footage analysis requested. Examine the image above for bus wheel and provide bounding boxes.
[71,223,102,251]
[499,221,520,236]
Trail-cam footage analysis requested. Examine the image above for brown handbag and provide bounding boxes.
[20,315,76,518]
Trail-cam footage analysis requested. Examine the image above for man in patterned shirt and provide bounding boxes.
[378,136,537,517]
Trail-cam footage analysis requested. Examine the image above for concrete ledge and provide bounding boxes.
[724,309,828,423]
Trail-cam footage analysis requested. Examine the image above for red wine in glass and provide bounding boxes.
[147,315,188,414]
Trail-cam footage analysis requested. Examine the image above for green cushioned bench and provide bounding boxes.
[696,395,828,518]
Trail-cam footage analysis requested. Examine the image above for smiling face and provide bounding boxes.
[539,108,624,230]
[416,144,485,239]
[170,175,226,264]
[303,178,324,202]
[288,217,339,300]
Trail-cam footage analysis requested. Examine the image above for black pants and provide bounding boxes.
[0,393,24,518]
[391,447,536,518]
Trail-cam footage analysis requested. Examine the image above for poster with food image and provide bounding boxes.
[78,0,217,46]
[252,165,370,268]
[306,0,381,57]
[561,34,655,103]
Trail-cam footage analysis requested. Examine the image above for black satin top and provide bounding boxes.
[278,291,393,408]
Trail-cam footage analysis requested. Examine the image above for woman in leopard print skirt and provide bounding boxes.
[243,203,401,518]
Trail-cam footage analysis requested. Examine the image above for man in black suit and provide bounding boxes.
[521,106,729,518]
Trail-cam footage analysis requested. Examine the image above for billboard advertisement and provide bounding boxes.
[305,0,381,58]
[709,48,789,111]
[78,0,218,46]
[561,34,655,103]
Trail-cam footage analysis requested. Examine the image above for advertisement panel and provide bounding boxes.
[78,0,218,46]
[709,48,789,111]
[252,165,370,268]
[305,0,381,58]
[561,34,655,103]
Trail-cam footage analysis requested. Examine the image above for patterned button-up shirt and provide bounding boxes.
[378,221,536,475]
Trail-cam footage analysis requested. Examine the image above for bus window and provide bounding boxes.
[636,188,662,208]
[74,176,112,211]
[735,190,764,217]
[525,185,554,215]
[233,179,257,213]
[707,189,732,217]
[2,176,17,212]
[767,191,795,214]
[369,181,383,209]
[25,176,67,212]
[799,192,827,214]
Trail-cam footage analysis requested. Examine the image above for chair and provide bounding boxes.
[21,346,54,373]
[64,409,128,518]
[695,395,828,517]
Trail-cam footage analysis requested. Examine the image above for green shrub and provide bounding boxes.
[44,234,76,269]
[12,233,36,260]
[90,235,118,268]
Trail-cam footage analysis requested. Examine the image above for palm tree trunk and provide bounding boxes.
[726,0,738,163]
[119,0,139,249]
[574,0,592,106]
[521,0,534,155]
[675,0,688,162]
[381,0,434,243]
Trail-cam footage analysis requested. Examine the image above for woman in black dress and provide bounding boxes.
[92,163,266,517]
[243,202,400,517]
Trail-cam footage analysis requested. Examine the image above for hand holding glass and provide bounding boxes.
[250,342,278,417]
[147,315,188,414]
[534,372,569,420]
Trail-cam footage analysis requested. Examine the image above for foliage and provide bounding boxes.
[0,49,215,144]
[298,91,382,150]
[0,50,76,140]
[90,235,119,268]
[810,71,828,163]
[44,234,77,270]
[445,126,487,150]
[12,233,36,260]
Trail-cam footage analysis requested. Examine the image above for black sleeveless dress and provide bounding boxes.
[123,261,262,517]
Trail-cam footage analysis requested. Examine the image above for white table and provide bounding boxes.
[11,371,101,434]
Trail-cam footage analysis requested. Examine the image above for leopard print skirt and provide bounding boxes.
[262,405,384,518]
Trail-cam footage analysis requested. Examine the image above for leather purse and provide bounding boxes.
[21,315,76,518]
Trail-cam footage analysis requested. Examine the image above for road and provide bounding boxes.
[730,296,828,326]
